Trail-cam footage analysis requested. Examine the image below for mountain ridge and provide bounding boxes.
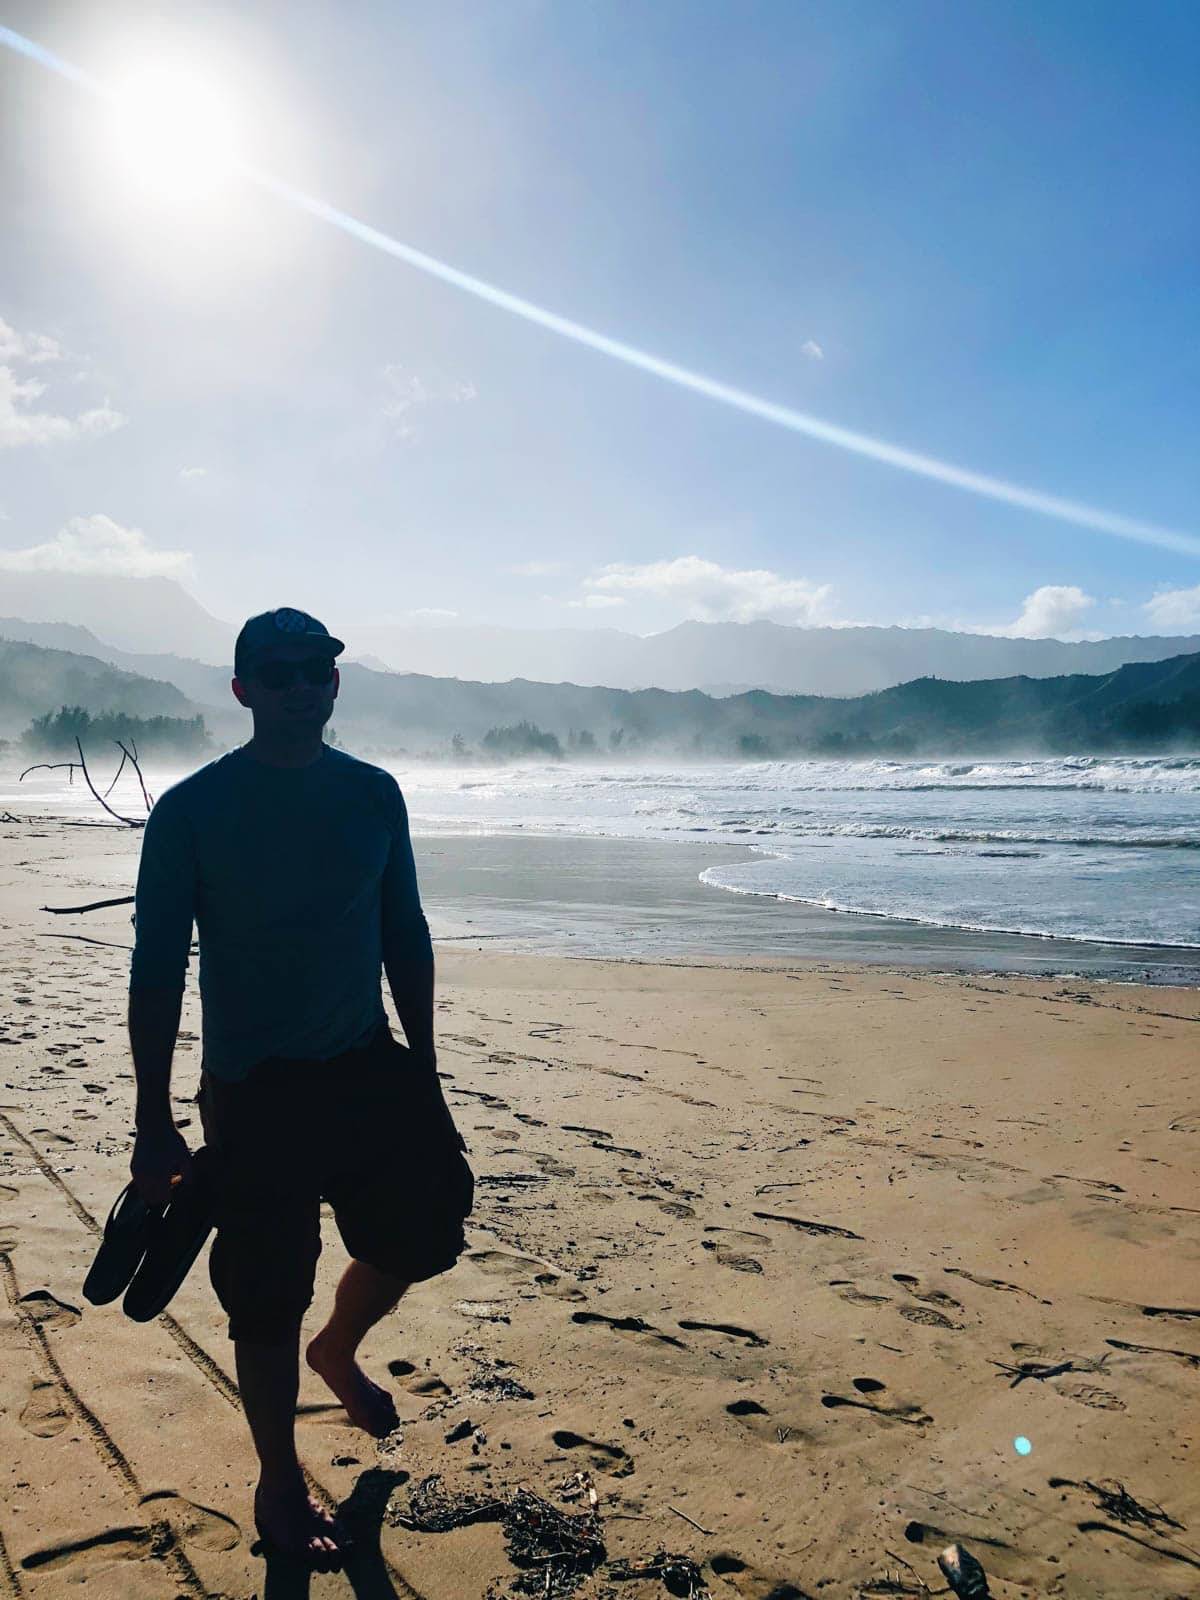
[3,571,1199,695]
[1,632,1196,758]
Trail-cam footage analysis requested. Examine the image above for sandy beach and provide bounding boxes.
[1,813,1198,1599]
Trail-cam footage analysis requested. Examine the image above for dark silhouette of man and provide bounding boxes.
[128,607,469,1563]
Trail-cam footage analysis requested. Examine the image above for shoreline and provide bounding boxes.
[414,830,1200,986]
[3,806,1197,984]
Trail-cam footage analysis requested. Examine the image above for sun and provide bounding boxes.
[106,61,240,206]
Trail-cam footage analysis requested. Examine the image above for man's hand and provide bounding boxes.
[131,1121,193,1206]
[411,1052,468,1155]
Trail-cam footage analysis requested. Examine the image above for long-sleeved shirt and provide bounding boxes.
[130,744,432,1081]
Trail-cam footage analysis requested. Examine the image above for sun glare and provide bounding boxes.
[107,62,240,206]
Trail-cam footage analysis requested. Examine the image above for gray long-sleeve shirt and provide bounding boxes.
[130,744,432,1081]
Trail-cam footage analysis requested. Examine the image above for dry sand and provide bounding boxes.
[0,814,1198,1599]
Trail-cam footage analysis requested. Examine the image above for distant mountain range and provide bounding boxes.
[4,570,1200,696]
[1,631,1196,758]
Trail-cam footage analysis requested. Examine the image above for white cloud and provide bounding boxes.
[567,593,626,610]
[800,339,824,361]
[1144,586,1200,632]
[409,606,459,620]
[512,559,566,578]
[0,368,128,449]
[0,514,193,579]
[584,555,833,624]
[179,465,207,482]
[381,366,476,441]
[993,585,1096,639]
[0,316,65,365]
[0,318,127,449]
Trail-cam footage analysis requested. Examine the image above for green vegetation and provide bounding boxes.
[480,720,563,759]
[22,705,211,756]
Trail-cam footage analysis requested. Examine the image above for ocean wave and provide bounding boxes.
[697,869,1200,951]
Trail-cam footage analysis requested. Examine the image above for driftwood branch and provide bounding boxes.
[73,737,143,828]
[101,746,130,798]
[19,760,79,783]
[40,894,135,916]
[117,738,155,813]
[22,738,156,914]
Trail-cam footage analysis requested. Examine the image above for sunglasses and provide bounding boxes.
[251,656,337,690]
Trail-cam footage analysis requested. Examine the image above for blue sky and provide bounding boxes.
[1,0,1197,640]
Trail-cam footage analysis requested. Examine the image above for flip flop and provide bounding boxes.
[82,1181,164,1306]
[122,1147,216,1323]
[938,1543,990,1599]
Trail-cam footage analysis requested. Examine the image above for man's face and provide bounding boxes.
[233,642,340,737]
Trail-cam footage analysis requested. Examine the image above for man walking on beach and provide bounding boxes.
[127,606,471,1563]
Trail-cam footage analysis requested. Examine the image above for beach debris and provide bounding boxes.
[1050,1477,1184,1533]
[393,1473,505,1532]
[557,1471,599,1506]
[398,1474,716,1597]
[937,1543,989,1598]
[990,1351,1108,1388]
[608,1549,708,1595]
[503,1487,605,1596]
[667,1504,713,1536]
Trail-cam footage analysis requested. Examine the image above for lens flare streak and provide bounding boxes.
[3,23,1195,558]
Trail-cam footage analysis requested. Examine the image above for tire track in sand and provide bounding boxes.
[0,1110,428,1600]
[0,1250,206,1597]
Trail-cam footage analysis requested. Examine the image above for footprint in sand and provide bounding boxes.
[29,1129,74,1146]
[139,1491,241,1551]
[20,1379,70,1437]
[387,1361,452,1398]
[550,1429,634,1477]
[701,1241,763,1274]
[678,1319,769,1349]
[821,1386,932,1427]
[708,1554,809,1599]
[18,1290,81,1329]
[945,1266,1048,1304]
[892,1274,963,1329]
[725,1399,769,1417]
[892,1273,963,1311]
[467,1249,588,1301]
[21,1527,153,1572]
[899,1305,959,1329]
[1059,1382,1126,1411]
[830,1280,890,1306]
[533,1154,576,1179]
[571,1310,687,1349]
[534,1271,588,1302]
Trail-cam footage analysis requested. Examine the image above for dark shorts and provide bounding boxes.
[197,1023,473,1343]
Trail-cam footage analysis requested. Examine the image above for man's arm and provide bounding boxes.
[380,784,436,1068]
[128,797,196,1201]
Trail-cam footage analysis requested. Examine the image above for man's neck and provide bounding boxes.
[242,734,327,770]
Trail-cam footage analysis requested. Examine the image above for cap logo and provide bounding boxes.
[273,608,309,633]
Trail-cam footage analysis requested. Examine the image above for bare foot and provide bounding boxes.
[254,1478,345,1566]
[305,1332,400,1438]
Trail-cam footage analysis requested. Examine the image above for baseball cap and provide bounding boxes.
[234,607,346,679]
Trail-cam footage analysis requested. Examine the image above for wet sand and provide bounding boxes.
[0,814,1197,1598]
[417,832,1200,984]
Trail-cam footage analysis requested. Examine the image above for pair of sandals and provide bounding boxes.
[83,1148,216,1321]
